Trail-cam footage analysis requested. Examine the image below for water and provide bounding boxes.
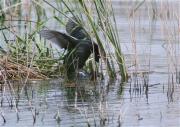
[0,0,180,127]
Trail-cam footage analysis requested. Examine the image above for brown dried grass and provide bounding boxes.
[0,56,47,81]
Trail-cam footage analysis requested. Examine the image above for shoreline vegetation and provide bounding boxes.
[0,0,179,126]
[0,0,150,83]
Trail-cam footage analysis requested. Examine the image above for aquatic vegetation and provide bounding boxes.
[0,0,128,82]
[59,0,128,81]
[0,0,180,127]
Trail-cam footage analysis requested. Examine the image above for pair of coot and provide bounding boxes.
[39,17,100,80]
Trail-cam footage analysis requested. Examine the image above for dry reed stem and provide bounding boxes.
[0,56,47,80]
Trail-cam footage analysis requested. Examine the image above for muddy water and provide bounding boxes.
[0,1,180,127]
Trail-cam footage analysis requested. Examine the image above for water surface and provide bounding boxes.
[0,0,180,127]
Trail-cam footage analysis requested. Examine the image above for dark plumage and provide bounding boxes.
[39,18,99,80]
[65,17,100,63]
[66,17,91,40]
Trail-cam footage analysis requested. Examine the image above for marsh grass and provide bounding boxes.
[0,0,64,80]
[43,0,128,81]
[0,0,128,82]
[0,0,180,126]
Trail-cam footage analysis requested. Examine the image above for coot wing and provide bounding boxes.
[39,30,78,49]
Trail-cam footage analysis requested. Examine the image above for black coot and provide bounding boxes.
[39,17,99,80]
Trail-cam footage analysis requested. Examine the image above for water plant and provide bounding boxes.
[40,0,128,82]
[0,0,128,82]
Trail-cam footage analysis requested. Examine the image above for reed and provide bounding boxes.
[44,0,128,81]
[0,0,128,82]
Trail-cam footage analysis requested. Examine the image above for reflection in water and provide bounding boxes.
[0,79,118,126]
[0,0,180,127]
[0,74,180,127]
